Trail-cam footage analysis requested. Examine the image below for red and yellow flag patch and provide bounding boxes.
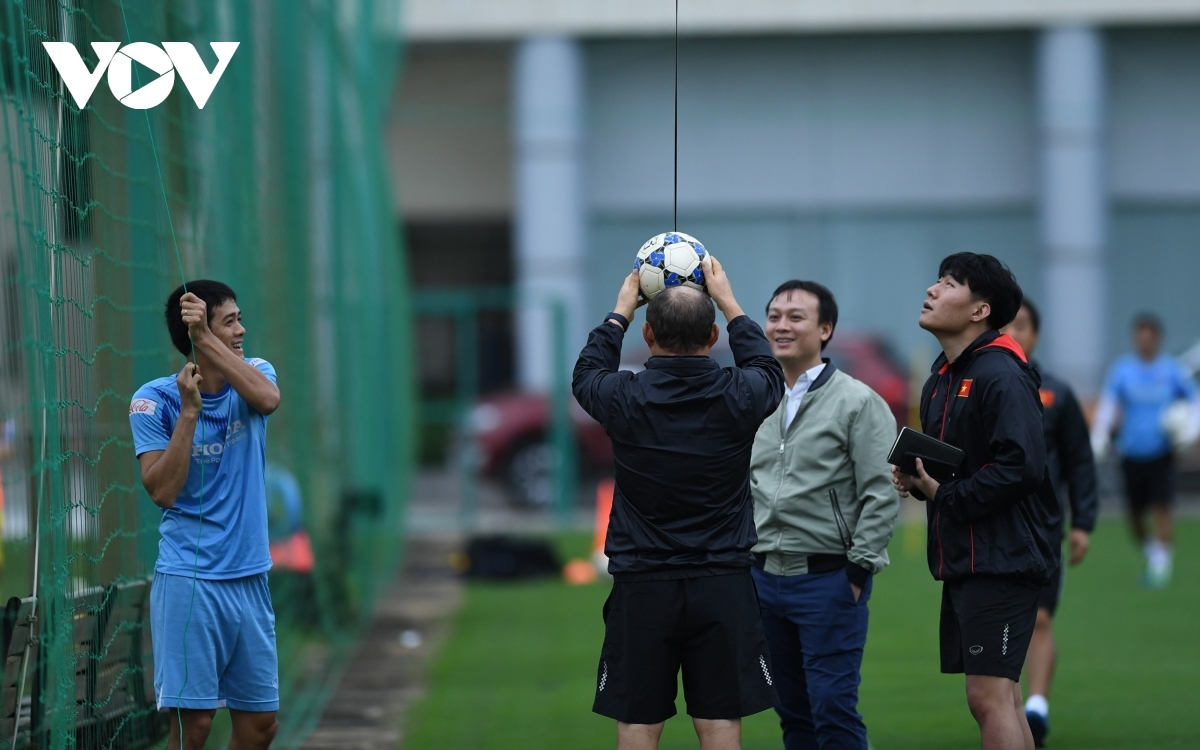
[957,379,974,398]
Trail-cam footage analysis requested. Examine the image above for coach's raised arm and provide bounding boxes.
[572,251,784,750]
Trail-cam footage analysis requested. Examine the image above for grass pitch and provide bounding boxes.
[402,519,1200,749]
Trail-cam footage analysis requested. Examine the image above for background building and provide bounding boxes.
[389,0,1200,399]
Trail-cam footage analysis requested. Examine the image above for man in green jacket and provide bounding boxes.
[750,280,900,750]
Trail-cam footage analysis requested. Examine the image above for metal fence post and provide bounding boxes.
[549,299,577,527]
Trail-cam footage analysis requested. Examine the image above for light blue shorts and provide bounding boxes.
[151,572,279,712]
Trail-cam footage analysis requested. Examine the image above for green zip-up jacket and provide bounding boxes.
[750,361,901,587]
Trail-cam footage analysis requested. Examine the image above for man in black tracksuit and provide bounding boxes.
[573,255,784,750]
[893,253,1060,750]
[1004,299,1099,747]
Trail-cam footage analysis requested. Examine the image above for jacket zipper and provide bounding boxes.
[935,369,952,579]
[771,405,787,548]
[830,489,853,551]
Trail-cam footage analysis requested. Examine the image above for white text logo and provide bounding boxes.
[42,41,238,110]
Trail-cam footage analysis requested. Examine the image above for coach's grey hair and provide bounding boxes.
[646,286,716,354]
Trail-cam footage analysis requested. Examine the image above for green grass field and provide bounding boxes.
[402,519,1200,749]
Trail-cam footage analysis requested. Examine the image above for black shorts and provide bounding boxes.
[1035,561,1064,616]
[592,571,777,725]
[1122,454,1176,512]
[940,576,1039,682]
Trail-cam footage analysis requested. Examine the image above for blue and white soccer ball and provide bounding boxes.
[634,231,707,299]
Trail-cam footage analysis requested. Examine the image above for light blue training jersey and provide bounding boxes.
[129,358,276,579]
[1102,354,1197,460]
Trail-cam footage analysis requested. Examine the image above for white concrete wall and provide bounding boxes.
[403,0,1200,40]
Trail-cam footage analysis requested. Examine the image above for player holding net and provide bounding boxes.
[129,281,281,750]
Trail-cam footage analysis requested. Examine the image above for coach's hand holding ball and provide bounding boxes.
[611,269,645,326]
[700,255,745,320]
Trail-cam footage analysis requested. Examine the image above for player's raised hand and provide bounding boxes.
[176,362,202,414]
[701,255,744,320]
[180,292,210,342]
[613,269,645,322]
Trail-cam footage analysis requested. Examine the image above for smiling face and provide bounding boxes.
[766,289,830,369]
[208,299,246,357]
[919,275,990,336]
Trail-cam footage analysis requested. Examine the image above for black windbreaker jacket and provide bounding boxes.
[572,315,784,579]
[919,330,1061,585]
[1036,366,1099,538]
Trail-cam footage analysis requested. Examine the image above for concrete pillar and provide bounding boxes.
[1037,26,1107,394]
[513,36,586,392]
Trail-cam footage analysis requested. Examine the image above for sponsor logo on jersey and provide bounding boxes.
[1039,388,1056,408]
[193,420,249,463]
[957,379,974,398]
[129,398,158,416]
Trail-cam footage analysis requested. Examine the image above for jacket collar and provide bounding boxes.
[806,359,838,392]
[645,355,719,371]
[932,330,1027,375]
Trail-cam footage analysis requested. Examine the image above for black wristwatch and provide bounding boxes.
[606,312,630,331]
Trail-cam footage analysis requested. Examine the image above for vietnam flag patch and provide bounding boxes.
[1039,389,1056,408]
[957,379,973,398]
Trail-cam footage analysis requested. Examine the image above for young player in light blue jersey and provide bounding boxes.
[1091,313,1200,588]
[130,280,282,750]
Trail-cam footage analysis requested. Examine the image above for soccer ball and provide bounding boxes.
[1161,400,1200,452]
[634,231,707,299]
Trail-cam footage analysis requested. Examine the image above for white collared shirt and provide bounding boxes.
[784,363,828,428]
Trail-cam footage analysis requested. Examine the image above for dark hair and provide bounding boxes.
[165,280,237,356]
[646,287,716,354]
[766,280,839,351]
[937,252,1023,330]
[1132,312,1163,336]
[1020,299,1041,334]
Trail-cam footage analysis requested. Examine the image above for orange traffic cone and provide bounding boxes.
[592,479,614,577]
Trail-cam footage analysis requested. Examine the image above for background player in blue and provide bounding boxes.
[1091,314,1200,588]
[130,280,282,750]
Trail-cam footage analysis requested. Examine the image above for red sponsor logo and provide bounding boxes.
[957,379,973,398]
[1039,389,1056,408]
[129,398,157,416]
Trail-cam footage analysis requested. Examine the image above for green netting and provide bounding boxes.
[0,0,412,747]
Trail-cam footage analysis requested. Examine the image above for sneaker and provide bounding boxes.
[1026,709,1049,748]
[1142,565,1171,589]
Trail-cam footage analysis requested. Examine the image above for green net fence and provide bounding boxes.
[0,0,412,746]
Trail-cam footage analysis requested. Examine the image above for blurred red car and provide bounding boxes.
[824,335,910,428]
[462,393,612,507]
[465,333,908,507]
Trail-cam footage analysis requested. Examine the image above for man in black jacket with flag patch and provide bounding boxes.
[574,255,784,750]
[893,253,1060,750]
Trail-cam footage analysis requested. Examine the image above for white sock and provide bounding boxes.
[1025,694,1049,717]
[1148,542,1171,573]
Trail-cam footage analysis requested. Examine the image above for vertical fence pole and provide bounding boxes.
[457,306,480,530]
[550,299,577,527]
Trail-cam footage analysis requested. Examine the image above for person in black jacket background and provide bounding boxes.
[1003,299,1099,747]
[574,255,784,750]
[892,253,1059,750]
